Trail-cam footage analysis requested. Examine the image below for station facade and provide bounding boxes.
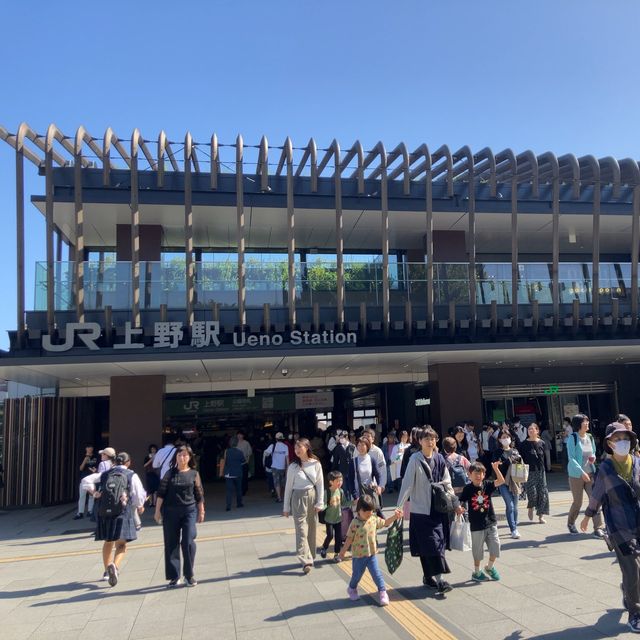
[1,123,639,506]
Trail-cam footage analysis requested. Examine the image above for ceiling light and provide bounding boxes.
[345,366,350,370]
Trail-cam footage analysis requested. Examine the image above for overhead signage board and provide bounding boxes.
[166,394,296,417]
[295,391,334,410]
[41,322,357,352]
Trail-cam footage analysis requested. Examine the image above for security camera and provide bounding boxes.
[281,368,289,377]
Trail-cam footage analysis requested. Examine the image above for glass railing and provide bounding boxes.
[33,260,635,311]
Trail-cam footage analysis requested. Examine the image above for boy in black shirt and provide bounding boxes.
[457,461,505,582]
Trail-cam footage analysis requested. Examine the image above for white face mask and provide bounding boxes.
[500,438,511,447]
[611,440,631,456]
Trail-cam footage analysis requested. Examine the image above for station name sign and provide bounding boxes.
[42,321,358,352]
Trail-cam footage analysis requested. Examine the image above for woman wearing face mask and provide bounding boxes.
[567,414,605,537]
[492,430,522,538]
[518,423,549,524]
[581,423,640,633]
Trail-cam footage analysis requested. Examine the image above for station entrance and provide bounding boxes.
[482,382,617,460]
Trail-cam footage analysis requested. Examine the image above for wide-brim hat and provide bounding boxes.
[605,422,637,452]
[99,447,116,458]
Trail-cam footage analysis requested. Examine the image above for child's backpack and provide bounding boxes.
[98,468,132,517]
[447,454,469,489]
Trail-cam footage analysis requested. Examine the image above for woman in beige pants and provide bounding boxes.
[283,438,325,573]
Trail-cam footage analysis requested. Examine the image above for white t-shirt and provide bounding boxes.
[265,441,289,470]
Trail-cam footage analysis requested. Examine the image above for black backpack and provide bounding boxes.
[98,468,132,517]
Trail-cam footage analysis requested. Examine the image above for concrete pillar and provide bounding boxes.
[383,383,417,431]
[109,375,165,473]
[428,363,482,437]
[332,388,349,431]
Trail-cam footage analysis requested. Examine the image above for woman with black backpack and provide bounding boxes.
[396,427,458,596]
[94,451,146,587]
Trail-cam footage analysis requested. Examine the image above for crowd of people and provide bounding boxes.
[73,411,640,633]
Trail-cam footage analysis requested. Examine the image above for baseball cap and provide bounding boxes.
[275,432,284,440]
[99,447,116,458]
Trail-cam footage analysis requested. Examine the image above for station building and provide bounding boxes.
[1,123,639,506]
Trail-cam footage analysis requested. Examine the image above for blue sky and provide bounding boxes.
[1,0,639,349]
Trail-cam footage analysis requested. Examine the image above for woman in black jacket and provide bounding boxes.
[154,445,205,588]
[517,423,549,524]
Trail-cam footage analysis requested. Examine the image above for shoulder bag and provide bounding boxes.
[419,457,457,514]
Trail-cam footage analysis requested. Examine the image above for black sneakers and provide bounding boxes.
[423,576,438,589]
[73,514,83,520]
[436,580,452,595]
[106,563,118,587]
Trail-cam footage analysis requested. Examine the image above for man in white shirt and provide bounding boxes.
[264,432,289,502]
[236,431,253,496]
[513,419,527,444]
[152,438,182,480]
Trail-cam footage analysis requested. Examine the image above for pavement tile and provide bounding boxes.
[129,618,184,639]
[537,592,609,616]
[290,626,353,640]
[236,626,296,640]
[181,623,237,640]
[0,622,41,640]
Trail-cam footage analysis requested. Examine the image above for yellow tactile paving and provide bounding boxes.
[0,527,295,563]
[336,560,458,640]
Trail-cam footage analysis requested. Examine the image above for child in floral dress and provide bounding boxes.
[338,495,402,606]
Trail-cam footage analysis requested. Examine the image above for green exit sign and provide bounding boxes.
[544,385,560,395]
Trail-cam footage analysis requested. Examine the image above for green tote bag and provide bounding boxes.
[384,518,404,574]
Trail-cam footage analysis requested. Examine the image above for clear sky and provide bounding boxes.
[1,0,639,350]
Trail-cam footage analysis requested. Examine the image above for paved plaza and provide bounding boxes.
[0,474,638,640]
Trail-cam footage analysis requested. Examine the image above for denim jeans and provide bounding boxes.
[162,505,197,580]
[225,476,243,509]
[349,554,385,591]
[499,484,518,533]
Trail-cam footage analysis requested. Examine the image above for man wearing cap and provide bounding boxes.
[265,432,289,503]
[581,422,640,633]
[98,447,116,474]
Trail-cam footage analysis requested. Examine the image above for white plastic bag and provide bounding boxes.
[450,514,472,552]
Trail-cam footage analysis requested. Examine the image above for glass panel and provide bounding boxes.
[196,261,238,308]
[31,260,637,312]
[434,263,470,304]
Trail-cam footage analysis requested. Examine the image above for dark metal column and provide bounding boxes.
[508,152,518,335]
[285,137,296,327]
[632,184,640,331]
[44,125,56,336]
[550,160,560,332]
[591,164,601,335]
[131,130,141,328]
[15,124,27,347]
[74,128,86,323]
[236,135,246,327]
[185,133,194,326]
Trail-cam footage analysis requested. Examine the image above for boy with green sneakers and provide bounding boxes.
[456,460,505,582]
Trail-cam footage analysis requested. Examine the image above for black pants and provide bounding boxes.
[242,464,249,496]
[162,505,197,581]
[322,522,343,554]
